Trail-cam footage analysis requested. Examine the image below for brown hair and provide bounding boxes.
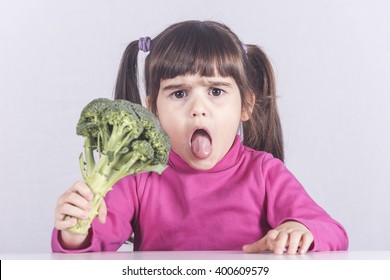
[115,20,284,161]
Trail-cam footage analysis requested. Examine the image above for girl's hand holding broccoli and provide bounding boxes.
[54,181,107,249]
[243,221,314,255]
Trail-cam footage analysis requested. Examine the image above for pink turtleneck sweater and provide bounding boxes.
[52,136,348,252]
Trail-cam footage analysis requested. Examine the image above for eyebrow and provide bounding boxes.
[161,83,190,91]
[161,79,233,91]
[205,80,233,88]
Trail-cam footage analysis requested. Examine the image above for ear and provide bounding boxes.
[145,96,152,109]
[146,96,158,116]
[241,91,255,121]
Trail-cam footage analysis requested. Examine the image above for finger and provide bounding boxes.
[58,203,89,221]
[98,200,107,224]
[243,230,278,253]
[267,229,279,241]
[242,238,267,253]
[54,216,77,230]
[286,232,302,255]
[298,232,314,254]
[71,181,93,202]
[64,191,92,212]
[60,181,92,204]
[273,231,288,255]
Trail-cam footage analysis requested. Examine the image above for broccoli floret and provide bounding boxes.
[130,102,170,165]
[70,98,170,235]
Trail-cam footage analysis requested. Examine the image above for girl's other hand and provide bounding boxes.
[242,221,314,255]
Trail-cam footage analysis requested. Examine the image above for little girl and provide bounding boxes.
[53,20,348,254]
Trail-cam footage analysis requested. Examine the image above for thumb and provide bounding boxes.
[242,238,268,254]
[242,230,278,253]
[98,200,107,224]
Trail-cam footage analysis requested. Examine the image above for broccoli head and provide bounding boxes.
[130,102,170,165]
[69,98,170,235]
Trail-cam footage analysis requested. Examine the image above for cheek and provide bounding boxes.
[157,117,182,153]
[155,105,178,138]
[156,113,172,135]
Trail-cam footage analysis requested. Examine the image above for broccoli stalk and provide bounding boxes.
[69,98,170,235]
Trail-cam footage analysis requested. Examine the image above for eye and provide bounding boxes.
[210,88,224,96]
[172,90,186,99]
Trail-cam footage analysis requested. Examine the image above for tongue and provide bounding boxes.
[191,130,212,159]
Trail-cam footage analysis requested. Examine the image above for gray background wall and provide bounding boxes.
[1,0,389,253]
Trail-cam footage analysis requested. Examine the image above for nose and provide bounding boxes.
[192,111,206,117]
[190,98,207,117]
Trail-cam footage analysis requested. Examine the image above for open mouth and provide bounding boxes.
[190,129,213,159]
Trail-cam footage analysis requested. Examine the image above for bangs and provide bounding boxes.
[149,21,245,82]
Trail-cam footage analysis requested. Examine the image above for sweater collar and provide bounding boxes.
[168,135,244,173]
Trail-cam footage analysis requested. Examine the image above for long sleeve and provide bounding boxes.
[51,137,348,252]
[51,176,138,253]
[262,154,348,251]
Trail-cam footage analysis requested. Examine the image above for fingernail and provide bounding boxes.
[275,249,284,255]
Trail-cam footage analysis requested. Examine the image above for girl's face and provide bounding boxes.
[155,74,250,170]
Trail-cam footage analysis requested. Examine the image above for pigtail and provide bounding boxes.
[243,45,284,162]
[114,40,142,104]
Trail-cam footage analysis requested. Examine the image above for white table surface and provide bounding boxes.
[1,250,390,260]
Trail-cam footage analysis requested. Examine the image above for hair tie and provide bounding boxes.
[139,37,151,52]
[242,43,248,54]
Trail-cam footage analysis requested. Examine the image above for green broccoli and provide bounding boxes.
[130,102,170,165]
[69,98,170,235]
